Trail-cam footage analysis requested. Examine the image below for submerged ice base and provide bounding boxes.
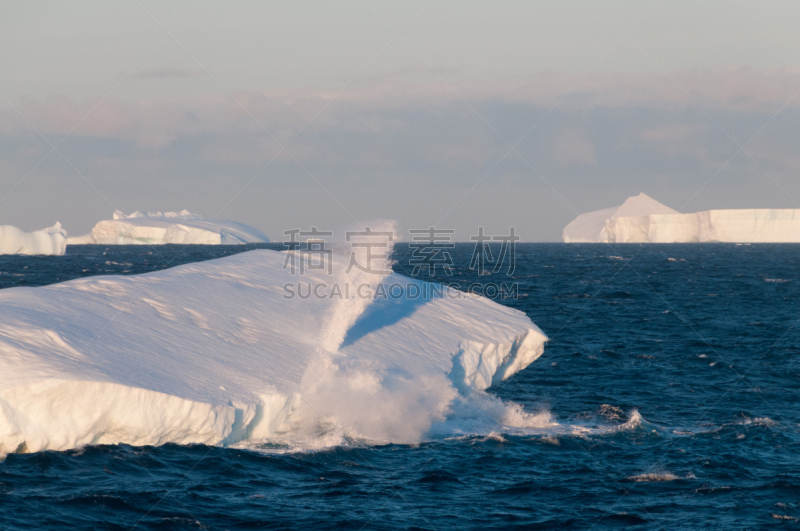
[0,246,547,456]
[68,210,270,245]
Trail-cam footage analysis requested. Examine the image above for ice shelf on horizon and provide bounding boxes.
[563,193,800,243]
[0,226,547,457]
[0,222,67,255]
[68,210,270,245]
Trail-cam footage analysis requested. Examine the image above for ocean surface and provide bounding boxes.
[1,243,799,529]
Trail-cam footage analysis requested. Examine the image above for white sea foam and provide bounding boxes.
[477,432,507,443]
[737,416,777,427]
[772,514,800,522]
[617,410,645,430]
[626,473,680,482]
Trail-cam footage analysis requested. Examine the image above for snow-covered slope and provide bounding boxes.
[563,193,679,243]
[564,195,800,243]
[0,222,67,255]
[0,228,547,456]
[69,210,269,245]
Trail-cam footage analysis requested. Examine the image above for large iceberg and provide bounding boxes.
[69,210,269,245]
[0,223,547,456]
[0,222,67,256]
[562,193,680,243]
[563,194,800,243]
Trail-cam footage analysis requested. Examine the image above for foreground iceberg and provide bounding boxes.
[0,225,547,456]
[0,222,67,256]
[69,210,269,245]
[563,194,800,243]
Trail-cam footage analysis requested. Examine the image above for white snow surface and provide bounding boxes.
[0,223,547,456]
[0,222,67,256]
[563,194,800,243]
[68,210,269,245]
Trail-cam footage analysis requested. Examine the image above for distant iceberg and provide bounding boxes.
[563,193,800,243]
[68,210,269,245]
[0,222,547,456]
[0,222,67,255]
[563,193,680,243]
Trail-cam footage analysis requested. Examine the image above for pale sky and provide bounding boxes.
[2,1,800,240]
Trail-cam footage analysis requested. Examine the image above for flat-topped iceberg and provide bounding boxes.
[68,210,269,245]
[563,193,680,243]
[0,224,547,456]
[0,222,67,256]
[564,194,800,243]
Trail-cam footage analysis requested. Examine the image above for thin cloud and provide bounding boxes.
[132,66,203,80]
[552,129,598,167]
[4,67,800,179]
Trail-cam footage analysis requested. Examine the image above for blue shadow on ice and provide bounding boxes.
[339,279,436,348]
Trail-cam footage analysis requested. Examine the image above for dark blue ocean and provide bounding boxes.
[1,243,799,530]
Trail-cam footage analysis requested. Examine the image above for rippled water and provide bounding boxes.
[1,243,799,529]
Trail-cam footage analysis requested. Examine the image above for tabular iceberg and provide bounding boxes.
[563,193,680,243]
[563,194,800,243]
[69,210,270,245]
[0,222,67,256]
[0,225,547,456]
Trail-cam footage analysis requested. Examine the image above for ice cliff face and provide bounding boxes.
[68,210,269,245]
[563,193,679,243]
[0,229,547,456]
[0,222,67,255]
[564,194,800,243]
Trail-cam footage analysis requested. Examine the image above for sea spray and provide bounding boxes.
[267,219,553,446]
[288,220,463,443]
[293,354,458,444]
[318,220,398,353]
